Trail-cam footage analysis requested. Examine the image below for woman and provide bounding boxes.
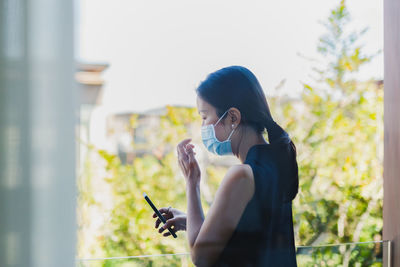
[152,66,299,266]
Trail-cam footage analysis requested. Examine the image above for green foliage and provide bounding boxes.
[78,107,201,266]
[277,0,383,265]
[77,1,383,266]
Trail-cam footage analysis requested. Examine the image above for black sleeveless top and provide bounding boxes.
[212,142,298,267]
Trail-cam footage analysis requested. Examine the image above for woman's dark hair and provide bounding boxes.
[195,65,298,202]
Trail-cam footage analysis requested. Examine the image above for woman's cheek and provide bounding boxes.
[214,127,224,141]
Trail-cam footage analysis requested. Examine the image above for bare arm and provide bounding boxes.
[176,139,254,266]
[186,183,205,248]
[191,165,254,267]
[176,139,204,248]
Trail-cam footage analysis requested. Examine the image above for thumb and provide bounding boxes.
[163,218,177,229]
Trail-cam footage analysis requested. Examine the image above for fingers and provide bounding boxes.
[158,218,176,233]
[153,207,173,228]
[186,146,200,179]
[178,138,192,148]
[177,139,194,175]
[186,144,196,155]
[177,139,197,171]
[155,218,162,228]
[177,138,191,159]
[154,213,171,228]
[177,139,196,162]
[186,145,196,165]
[152,207,171,218]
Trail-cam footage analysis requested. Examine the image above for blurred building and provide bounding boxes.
[106,106,184,164]
[75,62,109,172]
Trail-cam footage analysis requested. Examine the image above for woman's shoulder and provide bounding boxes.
[227,164,254,183]
[219,164,255,204]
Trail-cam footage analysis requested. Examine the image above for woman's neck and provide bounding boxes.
[234,127,268,163]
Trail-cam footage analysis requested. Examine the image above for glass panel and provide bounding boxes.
[296,241,390,267]
[76,241,390,267]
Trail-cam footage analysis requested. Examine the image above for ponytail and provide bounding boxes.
[264,116,299,202]
[264,117,291,144]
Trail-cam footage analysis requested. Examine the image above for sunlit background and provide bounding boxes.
[77,0,382,150]
[0,0,392,266]
[72,1,387,266]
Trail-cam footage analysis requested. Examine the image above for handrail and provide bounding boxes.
[296,239,389,248]
[76,240,391,262]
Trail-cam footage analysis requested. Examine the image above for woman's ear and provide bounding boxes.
[228,108,241,126]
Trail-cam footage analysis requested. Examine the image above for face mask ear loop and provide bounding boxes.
[214,109,229,127]
[227,126,236,141]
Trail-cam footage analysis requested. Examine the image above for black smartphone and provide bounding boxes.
[143,192,177,238]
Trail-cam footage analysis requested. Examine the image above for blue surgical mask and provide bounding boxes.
[201,109,236,156]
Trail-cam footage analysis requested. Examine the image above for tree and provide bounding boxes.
[277,0,383,265]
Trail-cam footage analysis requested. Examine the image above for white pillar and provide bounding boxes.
[0,0,77,266]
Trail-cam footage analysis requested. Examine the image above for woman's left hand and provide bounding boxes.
[177,138,201,186]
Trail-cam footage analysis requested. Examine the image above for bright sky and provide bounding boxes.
[78,0,383,115]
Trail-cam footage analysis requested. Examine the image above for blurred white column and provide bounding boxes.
[0,0,77,266]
